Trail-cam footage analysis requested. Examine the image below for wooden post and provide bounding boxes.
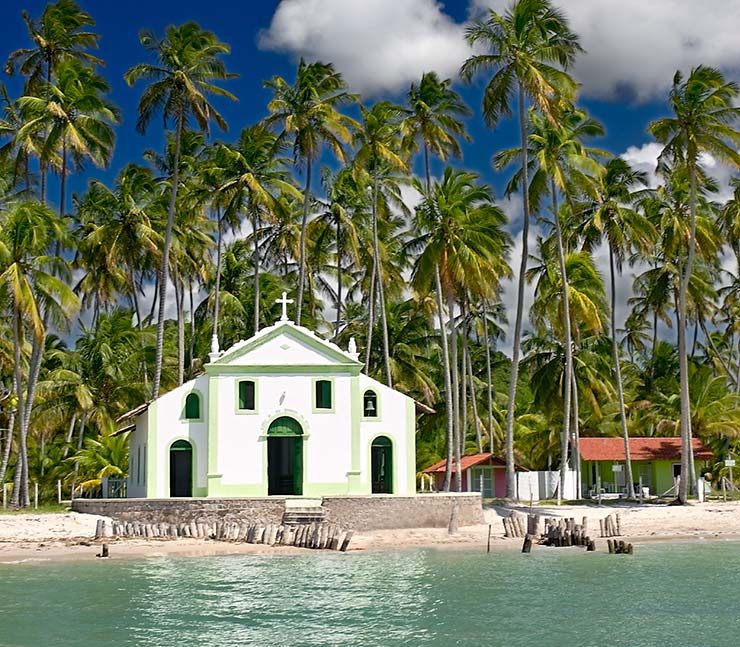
[616,513,622,536]
[723,477,727,502]
[521,535,533,553]
[596,472,602,505]
[638,476,643,503]
[57,480,62,504]
[2,483,6,509]
[487,524,492,553]
[34,482,38,509]
[339,530,354,552]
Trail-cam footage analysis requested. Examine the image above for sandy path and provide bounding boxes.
[2,502,740,563]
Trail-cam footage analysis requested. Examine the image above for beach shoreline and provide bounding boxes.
[3,500,740,564]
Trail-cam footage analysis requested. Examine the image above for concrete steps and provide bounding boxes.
[282,508,326,526]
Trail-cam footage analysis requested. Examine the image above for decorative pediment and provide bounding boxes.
[208,322,362,369]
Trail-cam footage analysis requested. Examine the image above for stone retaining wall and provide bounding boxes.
[72,493,483,531]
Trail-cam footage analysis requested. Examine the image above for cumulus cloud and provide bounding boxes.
[259,0,471,95]
[472,0,740,101]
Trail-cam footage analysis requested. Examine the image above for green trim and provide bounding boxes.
[312,377,335,413]
[234,378,259,415]
[406,398,415,493]
[361,388,381,421]
[207,481,268,497]
[348,375,362,493]
[145,402,157,497]
[181,389,204,422]
[166,436,198,497]
[207,375,219,482]
[206,364,361,375]
[210,322,363,368]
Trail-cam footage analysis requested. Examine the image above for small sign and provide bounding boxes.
[725,459,736,467]
[611,464,623,472]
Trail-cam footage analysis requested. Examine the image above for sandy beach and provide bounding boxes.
[2,501,740,563]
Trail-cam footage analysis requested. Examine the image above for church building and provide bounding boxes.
[125,294,418,499]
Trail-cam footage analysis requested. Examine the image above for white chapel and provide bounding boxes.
[125,294,418,499]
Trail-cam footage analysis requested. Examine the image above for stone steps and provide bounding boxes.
[282,508,326,526]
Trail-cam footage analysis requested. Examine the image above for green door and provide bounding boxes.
[371,436,393,494]
[267,417,303,496]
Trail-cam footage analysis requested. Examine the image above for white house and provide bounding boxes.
[124,295,418,499]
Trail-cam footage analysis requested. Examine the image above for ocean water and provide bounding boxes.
[0,541,738,647]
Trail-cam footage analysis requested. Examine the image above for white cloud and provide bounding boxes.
[472,0,740,101]
[620,142,663,187]
[259,0,471,95]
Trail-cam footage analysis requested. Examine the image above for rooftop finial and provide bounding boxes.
[209,333,220,363]
[276,291,294,322]
[348,337,359,360]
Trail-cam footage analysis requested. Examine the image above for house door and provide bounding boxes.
[371,436,393,494]
[267,417,303,496]
[169,440,193,497]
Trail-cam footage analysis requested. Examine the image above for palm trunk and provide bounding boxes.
[423,142,431,193]
[334,214,342,341]
[435,267,455,492]
[372,173,393,387]
[447,294,462,491]
[10,305,25,507]
[296,158,312,324]
[699,318,736,386]
[467,344,482,453]
[677,163,698,503]
[62,413,77,459]
[148,274,159,324]
[175,271,185,386]
[365,260,376,374]
[0,371,18,489]
[188,280,195,377]
[610,247,635,498]
[460,304,469,455]
[571,367,581,499]
[212,209,223,346]
[504,82,531,500]
[253,211,261,334]
[59,141,67,220]
[551,182,573,504]
[482,300,495,453]
[151,112,184,400]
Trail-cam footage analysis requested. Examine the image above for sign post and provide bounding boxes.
[725,458,735,495]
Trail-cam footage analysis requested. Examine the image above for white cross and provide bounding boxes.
[276,291,294,322]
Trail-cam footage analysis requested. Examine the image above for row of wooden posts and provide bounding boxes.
[94,519,354,551]
[503,512,632,554]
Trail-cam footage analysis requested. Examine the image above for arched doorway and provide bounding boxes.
[371,436,393,494]
[267,417,303,496]
[169,440,193,497]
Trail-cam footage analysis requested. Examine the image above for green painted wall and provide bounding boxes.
[582,458,710,496]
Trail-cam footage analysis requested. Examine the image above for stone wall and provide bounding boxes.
[322,493,484,530]
[72,493,484,531]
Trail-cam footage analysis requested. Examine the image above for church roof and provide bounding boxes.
[210,320,362,367]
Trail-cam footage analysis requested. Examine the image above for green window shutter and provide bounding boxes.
[185,393,200,419]
[239,381,255,410]
[316,380,332,409]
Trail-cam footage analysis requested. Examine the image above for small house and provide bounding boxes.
[579,437,714,497]
[422,453,508,498]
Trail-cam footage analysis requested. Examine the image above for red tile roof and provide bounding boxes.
[422,453,507,474]
[579,437,713,462]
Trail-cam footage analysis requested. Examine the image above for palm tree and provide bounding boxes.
[125,22,236,399]
[0,200,77,506]
[217,126,300,336]
[17,59,120,221]
[461,0,581,498]
[583,158,652,497]
[412,168,511,489]
[401,71,471,191]
[263,60,357,323]
[649,67,740,502]
[354,102,409,387]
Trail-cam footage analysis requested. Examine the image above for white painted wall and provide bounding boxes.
[127,414,147,498]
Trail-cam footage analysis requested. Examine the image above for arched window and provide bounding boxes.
[363,390,378,417]
[184,392,200,420]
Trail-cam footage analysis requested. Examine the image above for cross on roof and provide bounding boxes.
[276,291,294,322]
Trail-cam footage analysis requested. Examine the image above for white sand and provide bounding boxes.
[2,502,740,563]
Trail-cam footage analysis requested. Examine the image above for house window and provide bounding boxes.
[315,380,332,409]
[363,390,378,417]
[238,380,256,411]
[184,392,200,419]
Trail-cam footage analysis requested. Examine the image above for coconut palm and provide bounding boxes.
[125,21,236,399]
[461,0,581,497]
[412,168,511,489]
[0,200,77,506]
[263,60,357,323]
[401,71,471,191]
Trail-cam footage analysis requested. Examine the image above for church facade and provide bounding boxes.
[126,302,417,499]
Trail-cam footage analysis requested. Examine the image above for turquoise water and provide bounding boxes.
[1,542,738,646]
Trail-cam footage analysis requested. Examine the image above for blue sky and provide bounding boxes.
[1,0,679,205]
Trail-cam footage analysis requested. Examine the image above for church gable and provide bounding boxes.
[211,323,361,368]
